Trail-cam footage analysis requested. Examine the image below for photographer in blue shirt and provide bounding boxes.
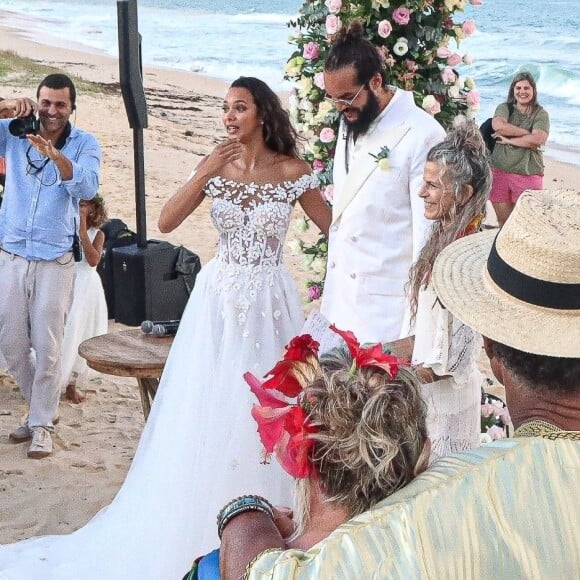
[0,73,101,458]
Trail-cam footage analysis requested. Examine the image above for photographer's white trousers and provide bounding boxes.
[0,250,75,427]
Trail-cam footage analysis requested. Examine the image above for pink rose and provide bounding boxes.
[303,41,320,60]
[377,20,392,39]
[319,127,336,143]
[377,46,387,63]
[447,53,462,67]
[313,72,325,90]
[466,90,480,107]
[441,66,457,84]
[487,425,506,440]
[312,159,325,173]
[480,403,495,417]
[499,407,512,425]
[323,184,334,202]
[462,19,477,36]
[436,46,453,59]
[392,7,411,26]
[324,0,342,13]
[405,59,418,72]
[308,284,322,301]
[325,14,341,35]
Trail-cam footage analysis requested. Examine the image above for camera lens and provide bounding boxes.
[8,116,40,139]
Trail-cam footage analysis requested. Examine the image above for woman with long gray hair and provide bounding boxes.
[387,117,492,461]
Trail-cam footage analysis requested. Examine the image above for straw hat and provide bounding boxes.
[432,189,580,357]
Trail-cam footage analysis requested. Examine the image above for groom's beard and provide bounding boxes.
[343,90,381,140]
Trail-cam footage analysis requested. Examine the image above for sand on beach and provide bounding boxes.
[1,19,578,545]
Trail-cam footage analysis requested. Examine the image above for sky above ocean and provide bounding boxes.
[1,0,579,164]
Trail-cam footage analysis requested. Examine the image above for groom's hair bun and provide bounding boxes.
[325,19,387,86]
[345,19,365,40]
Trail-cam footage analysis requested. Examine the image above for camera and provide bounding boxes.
[8,115,40,138]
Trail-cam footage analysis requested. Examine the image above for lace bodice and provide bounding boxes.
[205,173,316,267]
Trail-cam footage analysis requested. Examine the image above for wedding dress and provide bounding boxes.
[0,173,316,579]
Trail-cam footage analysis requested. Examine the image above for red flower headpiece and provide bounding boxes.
[245,327,402,479]
[243,334,320,479]
[329,325,399,378]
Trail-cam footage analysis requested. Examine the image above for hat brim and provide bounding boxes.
[432,230,580,358]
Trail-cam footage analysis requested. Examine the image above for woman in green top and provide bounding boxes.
[489,72,550,227]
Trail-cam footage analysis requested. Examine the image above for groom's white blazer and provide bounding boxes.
[320,89,445,343]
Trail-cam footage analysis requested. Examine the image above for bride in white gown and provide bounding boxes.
[0,77,330,579]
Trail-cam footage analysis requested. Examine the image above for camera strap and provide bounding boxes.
[54,122,72,150]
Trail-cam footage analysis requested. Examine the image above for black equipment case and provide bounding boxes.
[97,219,137,318]
[112,240,201,326]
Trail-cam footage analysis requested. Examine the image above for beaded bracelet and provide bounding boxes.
[216,495,274,540]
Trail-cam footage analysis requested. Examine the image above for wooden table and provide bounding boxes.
[79,329,174,420]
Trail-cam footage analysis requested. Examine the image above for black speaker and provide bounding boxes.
[117,0,148,129]
[112,240,201,326]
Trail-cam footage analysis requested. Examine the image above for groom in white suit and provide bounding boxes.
[320,23,445,343]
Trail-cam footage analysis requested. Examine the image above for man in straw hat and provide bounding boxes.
[432,188,580,439]
[216,191,579,580]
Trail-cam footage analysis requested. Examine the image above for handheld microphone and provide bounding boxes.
[141,319,181,334]
[151,322,180,337]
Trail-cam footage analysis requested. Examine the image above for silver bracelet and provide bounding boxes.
[217,495,274,540]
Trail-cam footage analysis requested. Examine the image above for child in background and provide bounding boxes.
[61,194,109,403]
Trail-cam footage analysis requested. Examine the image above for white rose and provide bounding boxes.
[480,433,493,445]
[288,94,299,111]
[299,98,313,113]
[297,77,313,98]
[287,239,303,255]
[448,85,461,99]
[301,254,315,270]
[454,26,466,40]
[317,100,334,117]
[378,158,390,171]
[311,257,327,274]
[464,77,476,90]
[293,218,309,233]
[392,38,409,57]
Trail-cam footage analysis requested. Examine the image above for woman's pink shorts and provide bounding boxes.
[489,168,543,204]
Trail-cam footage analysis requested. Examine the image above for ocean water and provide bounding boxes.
[1,0,579,165]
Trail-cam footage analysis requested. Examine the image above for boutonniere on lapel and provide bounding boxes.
[370,145,391,170]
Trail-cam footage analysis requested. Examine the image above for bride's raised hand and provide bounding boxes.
[199,138,243,178]
[159,139,243,233]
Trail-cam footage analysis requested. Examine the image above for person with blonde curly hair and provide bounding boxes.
[289,346,430,545]
[60,193,109,403]
[185,329,430,579]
